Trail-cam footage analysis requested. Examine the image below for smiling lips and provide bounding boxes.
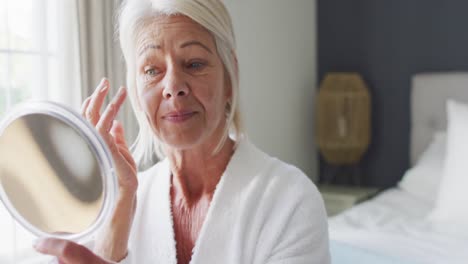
[162,110,197,122]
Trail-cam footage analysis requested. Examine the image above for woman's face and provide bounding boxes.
[135,15,230,150]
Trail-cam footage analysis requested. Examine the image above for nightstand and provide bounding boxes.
[318,184,379,217]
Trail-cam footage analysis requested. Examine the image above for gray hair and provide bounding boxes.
[117,0,243,165]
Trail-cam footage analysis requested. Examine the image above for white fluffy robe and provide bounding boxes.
[119,139,330,264]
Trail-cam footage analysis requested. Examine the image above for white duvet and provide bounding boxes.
[329,188,468,264]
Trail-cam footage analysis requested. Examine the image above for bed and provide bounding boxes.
[328,72,468,264]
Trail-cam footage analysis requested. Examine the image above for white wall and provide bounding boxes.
[224,0,318,181]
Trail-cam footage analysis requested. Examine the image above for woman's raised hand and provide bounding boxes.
[81,78,138,195]
[34,79,138,262]
[35,79,137,262]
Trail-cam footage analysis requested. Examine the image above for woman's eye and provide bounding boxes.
[187,61,204,69]
[144,68,158,76]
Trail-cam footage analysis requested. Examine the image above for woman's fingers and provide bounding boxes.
[86,78,109,126]
[97,87,126,136]
[110,120,127,146]
[80,97,92,117]
[117,144,137,171]
[81,81,138,194]
[34,238,109,264]
[110,121,136,168]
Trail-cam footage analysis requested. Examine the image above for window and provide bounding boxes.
[0,0,81,119]
[1,0,52,116]
[0,1,81,262]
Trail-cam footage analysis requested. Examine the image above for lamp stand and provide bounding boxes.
[321,163,363,186]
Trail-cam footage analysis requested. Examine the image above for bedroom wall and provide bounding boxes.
[224,1,319,181]
[318,1,468,187]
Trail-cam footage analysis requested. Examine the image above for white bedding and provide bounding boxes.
[329,188,468,264]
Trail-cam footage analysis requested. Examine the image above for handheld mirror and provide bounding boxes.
[0,101,117,242]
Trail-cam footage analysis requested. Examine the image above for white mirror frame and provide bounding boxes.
[0,101,117,242]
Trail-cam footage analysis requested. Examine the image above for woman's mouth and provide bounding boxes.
[162,111,197,122]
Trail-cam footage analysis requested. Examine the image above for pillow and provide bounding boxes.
[429,100,468,233]
[398,132,446,204]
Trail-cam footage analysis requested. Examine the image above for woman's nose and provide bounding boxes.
[162,69,189,99]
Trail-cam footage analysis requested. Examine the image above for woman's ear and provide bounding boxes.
[233,51,239,82]
[225,50,238,99]
[224,69,232,100]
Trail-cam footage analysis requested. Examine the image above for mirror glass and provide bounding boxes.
[0,102,116,242]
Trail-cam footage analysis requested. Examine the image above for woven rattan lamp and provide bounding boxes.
[316,72,371,184]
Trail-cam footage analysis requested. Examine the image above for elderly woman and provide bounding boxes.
[34,0,330,263]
